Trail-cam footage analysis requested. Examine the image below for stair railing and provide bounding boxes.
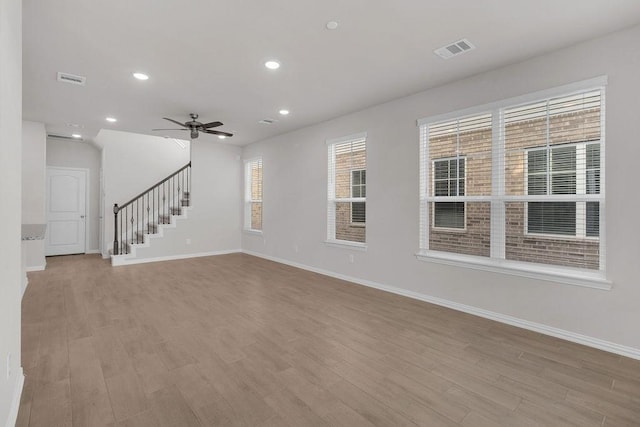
[113,162,191,255]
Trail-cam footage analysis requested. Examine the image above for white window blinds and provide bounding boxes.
[244,158,263,231]
[421,113,493,257]
[420,86,604,273]
[328,134,367,244]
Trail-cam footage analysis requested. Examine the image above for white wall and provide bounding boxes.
[21,120,46,269]
[97,130,191,255]
[47,139,102,252]
[242,25,640,354]
[0,0,24,425]
[123,140,242,262]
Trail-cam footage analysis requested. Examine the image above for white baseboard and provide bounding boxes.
[21,276,28,299]
[242,250,640,361]
[111,249,242,266]
[85,249,101,254]
[25,264,45,272]
[5,368,24,427]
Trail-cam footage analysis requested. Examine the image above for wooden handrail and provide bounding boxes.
[115,162,191,212]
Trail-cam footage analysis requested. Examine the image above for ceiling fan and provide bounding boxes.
[152,113,233,139]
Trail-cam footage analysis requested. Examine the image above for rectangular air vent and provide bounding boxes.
[47,133,84,142]
[258,118,277,125]
[57,72,86,86]
[434,39,475,59]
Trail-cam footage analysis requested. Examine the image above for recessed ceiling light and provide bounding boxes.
[264,60,280,70]
[279,109,290,116]
[218,135,226,140]
[326,21,339,30]
[105,117,117,123]
[133,72,149,80]
[71,134,82,139]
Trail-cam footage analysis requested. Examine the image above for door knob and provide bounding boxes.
[80,215,85,218]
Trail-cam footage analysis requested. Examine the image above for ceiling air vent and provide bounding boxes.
[47,133,84,142]
[57,72,86,86]
[434,39,475,59]
[258,118,277,125]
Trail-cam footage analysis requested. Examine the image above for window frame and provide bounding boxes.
[326,132,367,248]
[417,76,609,289]
[431,156,467,231]
[243,157,263,233]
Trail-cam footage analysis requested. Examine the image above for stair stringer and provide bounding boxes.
[110,206,192,266]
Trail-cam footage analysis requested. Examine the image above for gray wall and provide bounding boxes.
[0,0,24,425]
[22,121,46,268]
[242,25,640,354]
[97,130,191,256]
[122,141,243,262]
[47,138,102,252]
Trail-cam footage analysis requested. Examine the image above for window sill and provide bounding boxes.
[243,229,263,236]
[349,223,366,228]
[432,226,467,233]
[523,232,599,242]
[415,250,611,290]
[324,240,367,251]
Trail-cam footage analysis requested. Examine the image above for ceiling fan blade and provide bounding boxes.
[201,121,223,129]
[203,129,233,137]
[152,128,188,131]
[163,117,188,127]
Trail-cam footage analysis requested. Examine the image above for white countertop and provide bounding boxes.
[22,224,46,241]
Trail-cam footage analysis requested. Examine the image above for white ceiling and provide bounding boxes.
[22,0,640,146]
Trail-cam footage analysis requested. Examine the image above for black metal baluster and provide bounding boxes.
[126,205,129,249]
[113,204,119,255]
[130,205,134,248]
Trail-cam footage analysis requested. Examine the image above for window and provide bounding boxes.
[351,170,366,224]
[433,157,466,229]
[420,113,492,257]
[526,142,600,238]
[419,79,606,283]
[327,133,367,244]
[244,158,263,231]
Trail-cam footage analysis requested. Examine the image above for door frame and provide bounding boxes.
[45,166,90,254]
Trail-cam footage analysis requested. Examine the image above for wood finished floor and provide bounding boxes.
[17,253,640,426]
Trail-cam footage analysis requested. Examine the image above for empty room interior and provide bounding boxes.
[2,0,640,426]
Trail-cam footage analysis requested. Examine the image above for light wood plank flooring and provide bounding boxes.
[17,253,640,426]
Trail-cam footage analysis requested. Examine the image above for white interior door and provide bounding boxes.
[46,167,87,256]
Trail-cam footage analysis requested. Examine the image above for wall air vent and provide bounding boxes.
[47,133,84,142]
[258,118,277,125]
[57,72,86,86]
[434,39,475,59]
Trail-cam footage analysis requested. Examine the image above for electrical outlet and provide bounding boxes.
[6,353,11,379]
[186,238,191,245]
[293,244,299,253]
[349,254,355,264]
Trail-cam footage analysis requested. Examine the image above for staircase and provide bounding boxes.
[111,162,191,265]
